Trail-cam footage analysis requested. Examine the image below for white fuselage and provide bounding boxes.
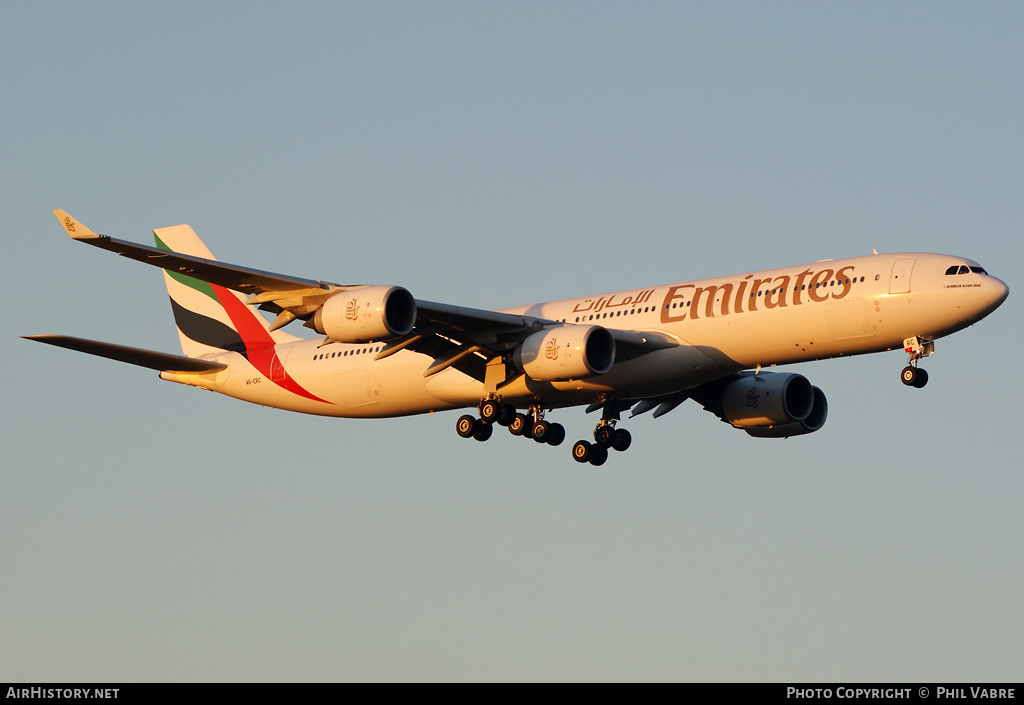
[162,252,1008,417]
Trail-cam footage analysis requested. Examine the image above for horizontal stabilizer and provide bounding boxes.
[23,335,228,373]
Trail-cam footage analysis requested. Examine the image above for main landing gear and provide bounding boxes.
[570,401,633,466]
[901,336,932,389]
[571,421,632,467]
[456,399,566,448]
[455,398,636,465]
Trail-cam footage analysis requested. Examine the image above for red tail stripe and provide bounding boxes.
[211,284,332,404]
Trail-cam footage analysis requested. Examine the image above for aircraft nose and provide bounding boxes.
[989,276,1010,311]
[971,275,1010,322]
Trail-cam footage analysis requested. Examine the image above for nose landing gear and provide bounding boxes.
[901,336,933,388]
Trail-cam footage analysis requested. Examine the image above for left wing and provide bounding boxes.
[54,210,333,295]
[52,211,676,380]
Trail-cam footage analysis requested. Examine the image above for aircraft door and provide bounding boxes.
[270,348,289,381]
[889,258,916,294]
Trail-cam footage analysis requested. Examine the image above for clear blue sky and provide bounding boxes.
[3,1,1022,681]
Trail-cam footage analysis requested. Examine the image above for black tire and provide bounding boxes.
[497,404,516,427]
[456,414,478,438]
[473,422,493,442]
[594,425,615,447]
[589,445,608,466]
[572,440,592,463]
[547,423,566,447]
[611,428,632,452]
[912,368,929,388]
[508,413,529,436]
[479,400,500,424]
[532,420,551,443]
[901,366,917,386]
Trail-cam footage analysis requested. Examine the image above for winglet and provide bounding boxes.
[53,209,99,240]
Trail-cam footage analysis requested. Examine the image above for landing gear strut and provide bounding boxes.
[456,398,565,447]
[571,402,633,466]
[519,403,565,447]
[901,336,932,389]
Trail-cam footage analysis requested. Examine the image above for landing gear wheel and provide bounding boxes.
[588,445,608,466]
[473,422,493,441]
[497,404,516,427]
[479,400,501,424]
[594,425,615,447]
[572,440,592,463]
[610,428,632,452]
[508,413,530,436]
[532,420,552,444]
[902,366,928,388]
[456,414,478,439]
[547,423,566,447]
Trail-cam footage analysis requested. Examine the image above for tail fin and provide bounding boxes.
[154,225,299,357]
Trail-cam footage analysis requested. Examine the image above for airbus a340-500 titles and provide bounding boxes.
[26,211,1009,465]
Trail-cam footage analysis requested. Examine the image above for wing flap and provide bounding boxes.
[415,300,537,332]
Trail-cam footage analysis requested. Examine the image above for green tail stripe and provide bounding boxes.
[154,232,219,301]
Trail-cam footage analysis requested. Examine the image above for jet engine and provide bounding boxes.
[513,325,615,382]
[310,286,416,343]
[702,371,828,438]
[743,384,828,438]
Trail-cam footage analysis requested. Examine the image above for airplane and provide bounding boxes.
[26,210,1009,465]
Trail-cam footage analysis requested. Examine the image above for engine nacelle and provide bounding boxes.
[513,325,615,382]
[744,385,828,438]
[310,286,416,343]
[718,372,818,429]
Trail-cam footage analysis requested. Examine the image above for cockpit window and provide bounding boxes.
[945,264,986,275]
